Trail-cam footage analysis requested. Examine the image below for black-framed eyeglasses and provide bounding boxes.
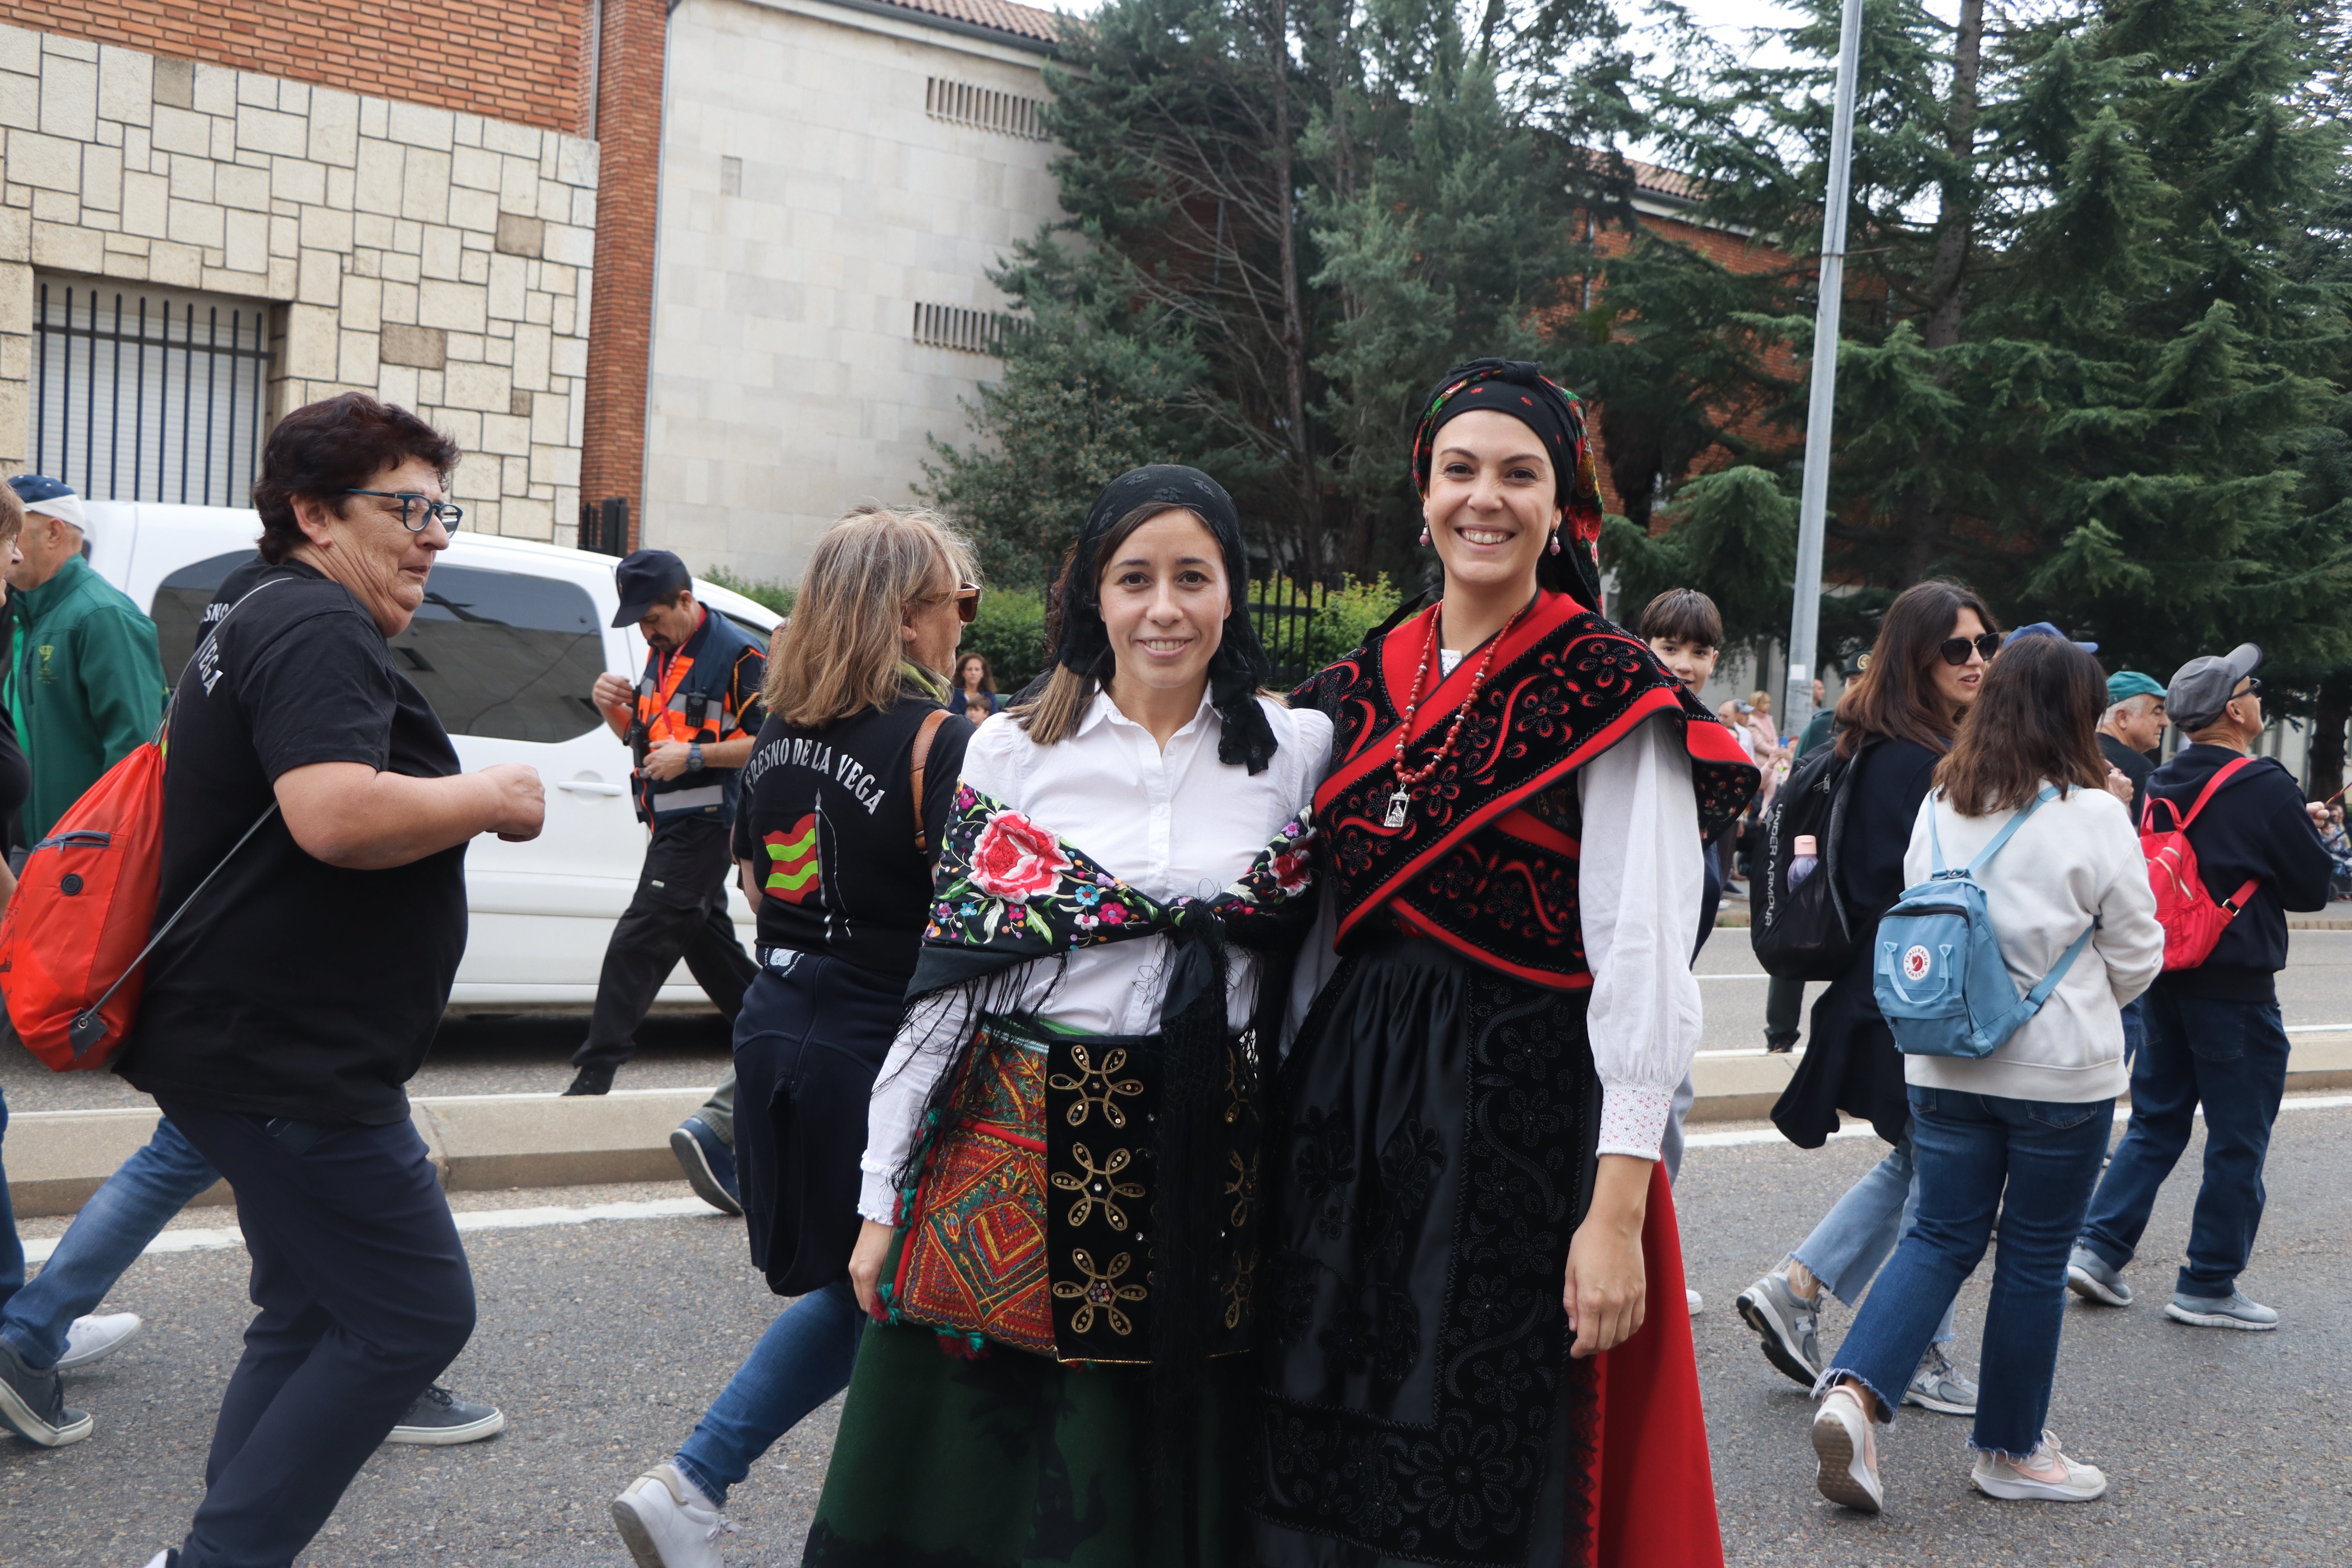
[345,490,464,533]
[1936,633,2002,666]
[2237,678,2264,700]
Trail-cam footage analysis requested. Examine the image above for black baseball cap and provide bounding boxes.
[611,548,692,627]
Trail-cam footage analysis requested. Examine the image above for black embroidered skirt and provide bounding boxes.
[1252,934,1601,1567]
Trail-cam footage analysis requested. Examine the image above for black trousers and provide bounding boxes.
[574,815,760,1069]
[733,953,906,1296]
[157,1098,475,1568]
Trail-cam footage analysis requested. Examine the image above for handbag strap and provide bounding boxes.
[908,706,951,854]
[1929,784,2057,879]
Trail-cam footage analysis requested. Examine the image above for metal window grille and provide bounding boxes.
[925,76,1047,140]
[912,302,1018,356]
[33,278,273,507]
[1249,576,1330,686]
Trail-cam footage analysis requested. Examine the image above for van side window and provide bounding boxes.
[151,556,607,743]
[396,566,607,742]
[150,550,257,682]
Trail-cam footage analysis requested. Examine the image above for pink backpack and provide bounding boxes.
[2140,756,2261,971]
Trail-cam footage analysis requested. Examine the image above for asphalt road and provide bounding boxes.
[7,930,2352,1564]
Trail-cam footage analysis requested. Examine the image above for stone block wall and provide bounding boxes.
[0,27,599,538]
[646,0,1062,582]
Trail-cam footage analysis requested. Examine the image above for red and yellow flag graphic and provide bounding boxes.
[764,815,821,904]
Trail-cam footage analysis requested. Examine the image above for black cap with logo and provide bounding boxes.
[611,548,693,628]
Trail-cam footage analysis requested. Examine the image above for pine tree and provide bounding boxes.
[922,0,1629,582]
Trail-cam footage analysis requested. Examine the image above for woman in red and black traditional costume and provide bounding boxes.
[803,467,1326,1567]
[1251,360,1757,1568]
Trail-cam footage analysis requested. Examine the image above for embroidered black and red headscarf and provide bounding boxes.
[1410,358,1608,613]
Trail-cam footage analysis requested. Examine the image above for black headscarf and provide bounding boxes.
[1409,358,1609,613]
[1048,464,1280,773]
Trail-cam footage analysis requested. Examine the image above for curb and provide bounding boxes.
[12,1037,2352,1218]
[4,1090,708,1219]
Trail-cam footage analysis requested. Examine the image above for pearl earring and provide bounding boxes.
[1418,527,1432,547]
[1548,531,1563,555]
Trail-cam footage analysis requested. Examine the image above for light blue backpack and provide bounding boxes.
[1874,786,2097,1059]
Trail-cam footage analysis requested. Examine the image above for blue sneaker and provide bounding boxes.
[670,1116,742,1216]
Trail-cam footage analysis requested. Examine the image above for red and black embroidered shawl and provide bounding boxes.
[1294,591,1758,989]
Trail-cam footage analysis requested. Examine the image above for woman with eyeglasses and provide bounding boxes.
[606,505,983,1564]
[1735,580,2002,1423]
[113,392,545,1568]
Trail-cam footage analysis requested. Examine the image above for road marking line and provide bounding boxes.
[1680,1092,2352,1151]
[21,1195,722,1267]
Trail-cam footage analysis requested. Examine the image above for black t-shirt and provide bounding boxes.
[116,560,468,1124]
[2098,733,2156,826]
[731,691,975,981]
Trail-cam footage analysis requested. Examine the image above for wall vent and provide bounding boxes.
[912,302,1020,356]
[926,77,1047,140]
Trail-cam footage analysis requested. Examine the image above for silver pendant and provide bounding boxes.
[1385,790,1411,829]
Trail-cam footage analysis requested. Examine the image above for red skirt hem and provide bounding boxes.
[1579,1161,1726,1568]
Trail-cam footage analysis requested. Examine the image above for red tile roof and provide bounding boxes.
[868,0,1066,45]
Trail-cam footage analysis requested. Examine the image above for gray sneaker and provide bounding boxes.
[1734,1270,1822,1388]
[1902,1342,1978,1415]
[0,1338,93,1448]
[2164,1289,2278,1331]
[2066,1244,2132,1308]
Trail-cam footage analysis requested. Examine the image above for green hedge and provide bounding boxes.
[962,585,1051,692]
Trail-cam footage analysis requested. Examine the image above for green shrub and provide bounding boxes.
[962,585,1051,692]
[1303,573,1404,667]
[703,566,795,618]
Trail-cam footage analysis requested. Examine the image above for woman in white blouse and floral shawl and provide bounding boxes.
[1252,361,1757,1568]
[802,467,1327,1567]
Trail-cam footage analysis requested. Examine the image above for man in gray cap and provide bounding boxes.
[2069,642,2333,1330]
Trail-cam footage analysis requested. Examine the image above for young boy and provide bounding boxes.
[1639,587,1726,1318]
[1642,586,1725,695]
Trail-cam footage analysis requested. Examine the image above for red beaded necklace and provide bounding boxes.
[1384,601,1531,829]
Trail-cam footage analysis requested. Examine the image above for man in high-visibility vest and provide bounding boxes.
[566,552,764,1127]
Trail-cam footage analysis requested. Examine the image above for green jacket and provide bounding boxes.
[14,554,167,840]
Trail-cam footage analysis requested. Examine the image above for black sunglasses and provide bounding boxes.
[345,490,463,533]
[1936,633,2003,667]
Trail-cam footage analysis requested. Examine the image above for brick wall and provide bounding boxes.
[576,0,661,546]
[0,32,597,536]
[2,0,587,134]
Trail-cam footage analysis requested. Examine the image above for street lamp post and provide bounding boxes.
[1780,0,1866,741]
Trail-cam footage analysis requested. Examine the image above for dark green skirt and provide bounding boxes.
[803,1321,1254,1568]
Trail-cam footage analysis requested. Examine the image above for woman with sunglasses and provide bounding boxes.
[1735,581,2002,1420]
[607,505,983,1565]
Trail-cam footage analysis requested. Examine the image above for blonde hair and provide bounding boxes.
[0,484,20,549]
[764,505,977,727]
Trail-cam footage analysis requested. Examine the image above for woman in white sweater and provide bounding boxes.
[1809,635,2162,1515]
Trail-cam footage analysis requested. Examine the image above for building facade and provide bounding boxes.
[0,11,595,539]
[639,0,1063,582]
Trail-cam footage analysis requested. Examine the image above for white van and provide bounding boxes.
[82,501,780,1012]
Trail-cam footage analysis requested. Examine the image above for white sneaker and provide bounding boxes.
[1971,1432,2107,1502]
[1686,1287,1704,1316]
[59,1313,143,1372]
[612,1463,737,1568]
[1809,1387,1884,1513]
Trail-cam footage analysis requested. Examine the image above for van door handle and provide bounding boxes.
[556,780,626,797]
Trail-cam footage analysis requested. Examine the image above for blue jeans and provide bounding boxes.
[1,1083,22,1312]
[0,1114,220,1370]
[2079,986,2289,1297]
[1791,1128,1957,1346]
[2119,993,2146,1070]
[1824,1087,2113,1459]
[672,1279,862,1507]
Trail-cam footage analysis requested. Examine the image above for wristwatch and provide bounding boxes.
[687,742,705,772]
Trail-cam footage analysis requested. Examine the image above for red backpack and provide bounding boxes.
[0,581,283,1069]
[2140,755,2261,972]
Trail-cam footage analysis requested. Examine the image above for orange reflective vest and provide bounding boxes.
[631,608,762,823]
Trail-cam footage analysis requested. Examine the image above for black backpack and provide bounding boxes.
[1751,736,1875,980]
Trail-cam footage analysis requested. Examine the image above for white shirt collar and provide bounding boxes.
[1077,684,1221,743]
